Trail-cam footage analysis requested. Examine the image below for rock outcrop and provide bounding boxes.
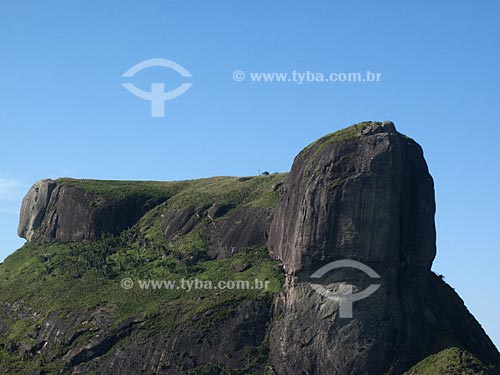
[161,205,273,259]
[18,179,58,241]
[18,180,168,242]
[266,121,499,374]
[9,296,272,375]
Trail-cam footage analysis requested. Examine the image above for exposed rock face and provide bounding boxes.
[70,297,272,375]
[7,297,271,375]
[18,180,165,242]
[205,206,273,258]
[269,121,435,277]
[162,205,273,258]
[267,121,499,374]
[18,179,57,241]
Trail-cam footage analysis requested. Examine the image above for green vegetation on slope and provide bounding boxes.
[0,238,283,373]
[403,347,500,375]
[57,174,286,205]
[57,178,189,201]
[134,173,287,248]
[57,174,287,210]
[0,174,287,374]
[303,121,375,154]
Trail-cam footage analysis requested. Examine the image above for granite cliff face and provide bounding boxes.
[18,179,168,243]
[269,121,435,277]
[2,121,499,375]
[267,121,498,374]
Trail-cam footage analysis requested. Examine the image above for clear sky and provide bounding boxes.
[1,1,499,347]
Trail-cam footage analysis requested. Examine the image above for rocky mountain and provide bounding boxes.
[0,121,498,375]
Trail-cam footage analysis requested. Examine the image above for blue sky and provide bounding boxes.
[1,1,499,347]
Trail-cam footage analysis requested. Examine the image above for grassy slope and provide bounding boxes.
[403,347,500,375]
[302,121,375,154]
[56,174,286,208]
[0,174,286,374]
